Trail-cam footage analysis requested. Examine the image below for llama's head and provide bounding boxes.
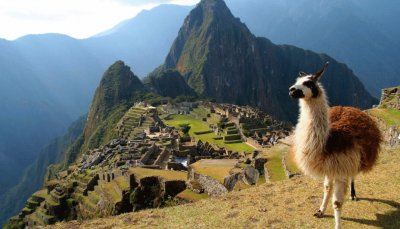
[289,62,329,100]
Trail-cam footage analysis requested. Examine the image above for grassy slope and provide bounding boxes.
[368,108,400,126]
[49,146,400,229]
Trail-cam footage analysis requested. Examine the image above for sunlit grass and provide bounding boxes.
[163,110,254,153]
[262,144,288,181]
[129,167,187,181]
[176,189,209,202]
[369,108,400,126]
[190,159,238,183]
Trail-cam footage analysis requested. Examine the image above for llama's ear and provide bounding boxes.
[312,62,329,81]
[299,71,308,77]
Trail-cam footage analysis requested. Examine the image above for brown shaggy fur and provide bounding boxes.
[325,106,382,172]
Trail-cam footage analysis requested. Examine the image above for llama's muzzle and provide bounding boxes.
[289,87,305,98]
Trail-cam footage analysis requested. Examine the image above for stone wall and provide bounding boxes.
[188,167,227,197]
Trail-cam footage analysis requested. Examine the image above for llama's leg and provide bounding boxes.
[314,176,333,218]
[332,178,349,229]
[350,178,357,201]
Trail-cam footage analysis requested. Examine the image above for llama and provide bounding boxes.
[289,62,382,229]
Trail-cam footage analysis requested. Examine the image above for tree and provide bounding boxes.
[179,123,191,136]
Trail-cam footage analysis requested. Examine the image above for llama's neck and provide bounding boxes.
[295,93,330,155]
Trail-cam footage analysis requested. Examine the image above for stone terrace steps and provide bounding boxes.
[111,176,129,197]
[81,196,98,213]
[87,190,100,204]
[102,182,122,203]
[34,209,56,225]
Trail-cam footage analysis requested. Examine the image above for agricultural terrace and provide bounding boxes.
[162,107,254,154]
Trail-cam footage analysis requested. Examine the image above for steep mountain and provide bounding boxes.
[225,0,400,96]
[84,60,145,141]
[160,0,377,121]
[50,60,151,175]
[0,116,85,226]
[144,68,196,98]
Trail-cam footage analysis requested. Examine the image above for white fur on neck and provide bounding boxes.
[294,85,330,177]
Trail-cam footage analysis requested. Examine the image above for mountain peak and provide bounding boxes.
[164,0,251,94]
[84,61,144,139]
[188,0,236,27]
[161,0,377,121]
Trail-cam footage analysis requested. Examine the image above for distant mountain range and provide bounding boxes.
[0,0,398,226]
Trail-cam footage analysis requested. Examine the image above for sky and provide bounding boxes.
[0,0,199,40]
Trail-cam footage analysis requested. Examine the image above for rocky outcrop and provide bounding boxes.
[386,126,400,147]
[242,166,259,185]
[379,86,400,110]
[375,85,399,147]
[223,165,260,191]
[223,173,241,191]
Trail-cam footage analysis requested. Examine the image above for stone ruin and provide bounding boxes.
[380,86,400,110]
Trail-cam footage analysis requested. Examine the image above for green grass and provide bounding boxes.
[176,189,209,202]
[262,144,288,182]
[369,108,400,126]
[114,176,130,190]
[101,182,121,202]
[129,168,187,181]
[190,159,238,183]
[33,189,50,200]
[284,147,301,174]
[163,110,254,153]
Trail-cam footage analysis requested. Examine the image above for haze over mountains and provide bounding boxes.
[0,0,399,226]
[0,4,191,203]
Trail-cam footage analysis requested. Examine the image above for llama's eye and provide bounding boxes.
[303,81,315,88]
[303,81,319,97]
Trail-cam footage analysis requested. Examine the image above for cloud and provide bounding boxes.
[0,0,199,40]
[116,0,199,6]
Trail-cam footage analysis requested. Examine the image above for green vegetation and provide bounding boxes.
[284,148,301,175]
[369,108,400,126]
[179,123,191,136]
[176,189,209,202]
[379,86,399,109]
[163,107,254,153]
[129,168,187,181]
[190,159,238,183]
[262,144,289,182]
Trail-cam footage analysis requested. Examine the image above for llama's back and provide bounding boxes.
[326,106,382,172]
